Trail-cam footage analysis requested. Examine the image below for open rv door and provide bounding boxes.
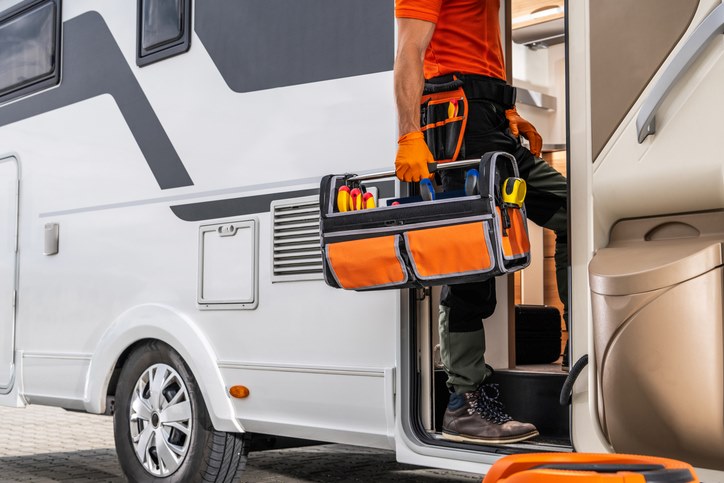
[569,0,724,479]
[0,156,18,393]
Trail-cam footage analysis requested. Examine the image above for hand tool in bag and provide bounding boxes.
[447,99,459,119]
[420,178,436,201]
[336,185,351,212]
[349,188,363,210]
[494,182,512,236]
[502,177,527,207]
[465,169,479,196]
[363,192,376,209]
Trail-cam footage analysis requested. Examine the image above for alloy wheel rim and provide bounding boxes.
[129,363,192,476]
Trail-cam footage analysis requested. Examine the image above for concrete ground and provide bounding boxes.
[0,405,482,482]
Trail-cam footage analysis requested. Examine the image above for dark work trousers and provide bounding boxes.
[438,98,568,394]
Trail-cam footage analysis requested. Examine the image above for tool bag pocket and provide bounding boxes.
[420,83,468,163]
[497,205,531,261]
[319,152,531,291]
[404,221,495,282]
[478,151,532,273]
[324,235,409,290]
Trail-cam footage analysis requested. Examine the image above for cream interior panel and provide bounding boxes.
[592,0,723,247]
[589,0,699,160]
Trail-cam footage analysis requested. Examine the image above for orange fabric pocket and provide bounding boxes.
[326,236,407,290]
[405,222,493,280]
[497,207,530,259]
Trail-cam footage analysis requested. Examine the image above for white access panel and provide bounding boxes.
[0,157,17,390]
[198,219,258,310]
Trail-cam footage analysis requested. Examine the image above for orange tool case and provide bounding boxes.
[320,152,531,291]
[482,453,699,483]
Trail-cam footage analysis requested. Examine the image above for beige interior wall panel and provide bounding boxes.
[592,0,722,250]
[589,0,700,160]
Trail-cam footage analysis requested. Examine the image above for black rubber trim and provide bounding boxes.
[643,469,695,483]
[559,354,588,406]
[535,463,665,473]
[533,464,694,483]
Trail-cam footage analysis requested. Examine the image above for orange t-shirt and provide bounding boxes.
[395,0,506,81]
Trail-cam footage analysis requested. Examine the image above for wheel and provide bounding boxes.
[114,341,248,482]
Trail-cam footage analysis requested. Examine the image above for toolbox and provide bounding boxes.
[482,453,699,483]
[320,152,531,291]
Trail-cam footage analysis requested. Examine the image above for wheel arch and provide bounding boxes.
[84,303,243,433]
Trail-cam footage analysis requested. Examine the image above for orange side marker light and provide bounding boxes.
[229,385,250,399]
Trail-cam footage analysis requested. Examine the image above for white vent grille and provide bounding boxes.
[271,196,323,282]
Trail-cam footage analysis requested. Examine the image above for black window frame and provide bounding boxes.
[0,0,62,105]
[136,0,191,67]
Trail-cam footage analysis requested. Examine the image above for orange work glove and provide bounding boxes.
[395,131,434,182]
[505,107,542,157]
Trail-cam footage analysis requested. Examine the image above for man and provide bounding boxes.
[394,0,568,444]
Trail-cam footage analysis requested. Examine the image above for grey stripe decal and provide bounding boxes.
[0,11,193,190]
[195,0,393,93]
[171,189,319,222]
[40,175,322,218]
[170,178,392,223]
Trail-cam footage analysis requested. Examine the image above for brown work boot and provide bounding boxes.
[442,384,539,444]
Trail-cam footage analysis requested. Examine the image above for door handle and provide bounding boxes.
[637,3,724,143]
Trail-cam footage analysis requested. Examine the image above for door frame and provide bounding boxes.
[0,155,19,394]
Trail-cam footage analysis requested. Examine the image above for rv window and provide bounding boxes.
[137,0,191,67]
[0,0,60,104]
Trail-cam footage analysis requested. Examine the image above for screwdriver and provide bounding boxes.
[420,178,436,201]
[447,99,459,119]
[337,186,351,212]
[363,192,376,209]
[464,169,479,196]
[350,188,363,210]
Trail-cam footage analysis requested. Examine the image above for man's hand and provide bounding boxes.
[395,131,434,182]
[505,107,542,157]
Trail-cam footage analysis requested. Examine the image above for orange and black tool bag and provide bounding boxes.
[320,151,531,291]
[482,453,699,483]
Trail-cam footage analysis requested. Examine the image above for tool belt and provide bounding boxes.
[421,74,517,164]
[319,152,531,291]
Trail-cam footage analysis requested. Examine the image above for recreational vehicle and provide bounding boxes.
[0,0,723,481]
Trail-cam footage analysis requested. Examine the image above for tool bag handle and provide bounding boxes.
[347,158,480,183]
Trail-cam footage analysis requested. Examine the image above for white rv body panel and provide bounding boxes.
[2,0,723,479]
[0,2,401,449]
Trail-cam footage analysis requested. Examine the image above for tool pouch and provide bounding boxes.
[320,152,531,291]
[420,78,468,163]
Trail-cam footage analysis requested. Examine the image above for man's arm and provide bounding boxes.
[393,18,436,182]
[394,18,436,136]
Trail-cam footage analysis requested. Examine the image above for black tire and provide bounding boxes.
[113,340,248,483]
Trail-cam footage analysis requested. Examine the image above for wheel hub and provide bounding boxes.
[129,363,192,477]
